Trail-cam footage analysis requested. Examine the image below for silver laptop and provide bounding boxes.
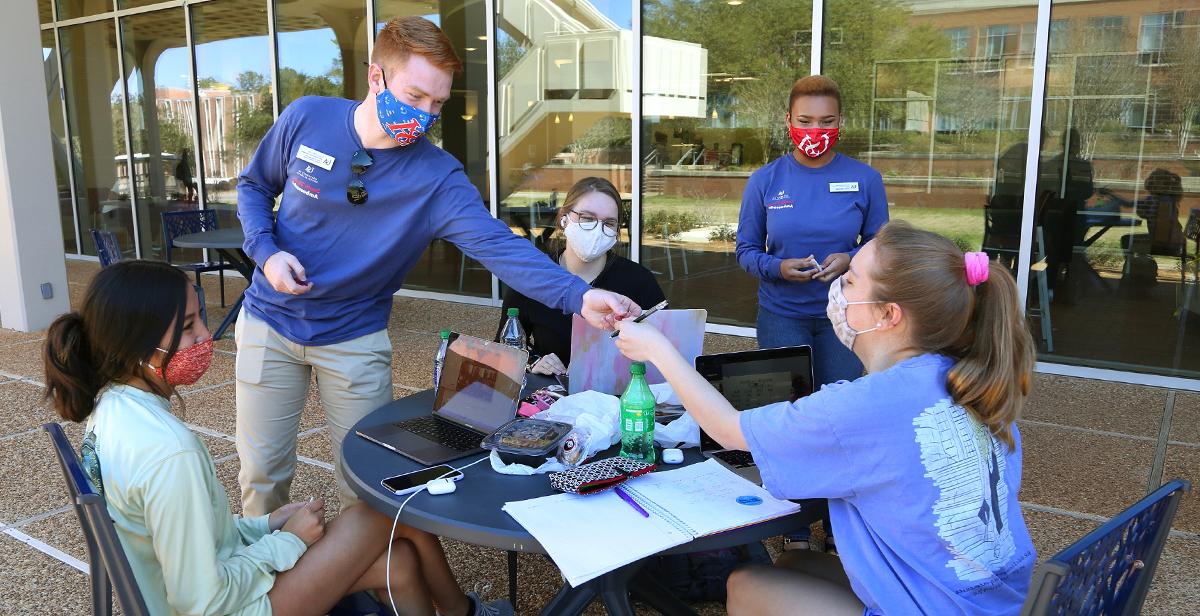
[696,345,815,484]
[356,333,528,466]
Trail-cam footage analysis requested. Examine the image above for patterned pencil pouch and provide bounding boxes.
[548,456,656,495]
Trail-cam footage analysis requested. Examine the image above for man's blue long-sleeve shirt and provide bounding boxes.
[238,96,589,345]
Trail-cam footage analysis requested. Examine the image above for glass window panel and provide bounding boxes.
[642,0,798,326]
[60,19,130,257]
[120,0,172,9]
[43,29,77,253]
[191,0,272,229]
[499,0,634,295]
[276,0,369,109]
[39,0,54,24]
[824,0,1036,298]
[56,0,113,21]
[121,8,199,262]
[375,1,492,297]
[1029,1,1200,378]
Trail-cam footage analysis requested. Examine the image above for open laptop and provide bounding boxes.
[695,345,815,484]
[356,333,528,466]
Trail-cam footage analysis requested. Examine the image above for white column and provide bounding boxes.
[0,3,71,332]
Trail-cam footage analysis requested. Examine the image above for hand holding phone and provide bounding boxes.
[381,465,465,496]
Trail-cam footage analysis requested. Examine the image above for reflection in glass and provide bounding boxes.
[376,1,492,297]
[1031,1,1200,377]
[60,19,130,257]
[122,8,199,261]
[824,0,1036,283]
[497,0,633,287]
[39,0,53,24]
[642,0,811,326]
[55,0,111,22]
[191,0,272,229]
[43,30,77,253]
[276,0,369,109]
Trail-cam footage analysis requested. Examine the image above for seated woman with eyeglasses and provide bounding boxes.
[500,177,665,375]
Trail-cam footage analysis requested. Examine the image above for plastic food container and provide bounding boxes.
[482,418,574,467]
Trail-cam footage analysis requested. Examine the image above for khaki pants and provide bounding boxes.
[234,309,393,516]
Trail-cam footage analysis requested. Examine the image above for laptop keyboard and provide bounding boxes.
[395,416,481,452]
[713,449,755,468]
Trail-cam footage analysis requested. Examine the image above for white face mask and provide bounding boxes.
[562,217,617,262]
[826,275,884,351]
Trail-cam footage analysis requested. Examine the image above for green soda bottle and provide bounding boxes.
[619,362,656,463]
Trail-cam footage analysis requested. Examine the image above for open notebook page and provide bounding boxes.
[502,489,692,587]
[620,459,801,537]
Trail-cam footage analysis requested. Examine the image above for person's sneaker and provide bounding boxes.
[467,591,513,616]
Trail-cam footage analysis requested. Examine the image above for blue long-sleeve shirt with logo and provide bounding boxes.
[237,96,590,346]
[736,152,889,319]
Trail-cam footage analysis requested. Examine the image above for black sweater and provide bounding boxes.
[499,254,666,365]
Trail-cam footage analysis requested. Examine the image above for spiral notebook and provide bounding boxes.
[502,460,801,587]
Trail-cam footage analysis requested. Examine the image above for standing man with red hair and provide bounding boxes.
[235,16,638,524]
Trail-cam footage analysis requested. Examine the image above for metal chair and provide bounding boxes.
[89,228,208,328]
[1020,479,1190,616]
[90,229,124,268]
[41,423,150,616]
[161,209,232,306]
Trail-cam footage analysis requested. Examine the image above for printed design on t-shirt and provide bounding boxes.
[290,164,322,200]
[912,399,1015,582]
[766,188,794,210]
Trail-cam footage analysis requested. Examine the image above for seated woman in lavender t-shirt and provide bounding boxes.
[614,221,1037,616]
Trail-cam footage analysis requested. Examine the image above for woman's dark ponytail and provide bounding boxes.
[44,312,104,422]
[42,260,192,422]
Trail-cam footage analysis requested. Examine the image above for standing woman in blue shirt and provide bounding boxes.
[736,75,889,386]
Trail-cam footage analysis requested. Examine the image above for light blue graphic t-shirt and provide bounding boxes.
[740,354,1036,615]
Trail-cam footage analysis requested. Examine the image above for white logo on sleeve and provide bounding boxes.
[913,399,1016,582]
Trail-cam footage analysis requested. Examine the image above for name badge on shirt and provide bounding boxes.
[296,145,335,171]
[829,182,859,193]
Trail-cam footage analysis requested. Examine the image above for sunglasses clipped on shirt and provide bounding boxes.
[347,148,374,205]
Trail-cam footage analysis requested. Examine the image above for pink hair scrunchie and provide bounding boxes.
[964,251,989,287]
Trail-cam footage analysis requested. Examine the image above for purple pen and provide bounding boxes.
[614,486,650,518]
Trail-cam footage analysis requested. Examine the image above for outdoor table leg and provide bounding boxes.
[508,551,518,610]
[211,247,255,341]
[212,294,243,340]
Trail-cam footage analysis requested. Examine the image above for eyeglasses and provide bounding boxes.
[567,210,620,238]
[347,149,374,205]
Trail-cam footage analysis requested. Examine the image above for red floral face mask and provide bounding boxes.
[789,126,839,159]
[147,339,213,386]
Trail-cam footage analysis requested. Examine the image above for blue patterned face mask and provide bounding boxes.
[376,70,438,147]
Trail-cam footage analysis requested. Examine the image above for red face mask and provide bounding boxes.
[148,339,213,386]
[789,126,839,159]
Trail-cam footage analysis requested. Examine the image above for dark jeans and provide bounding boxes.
[756,309,865,388]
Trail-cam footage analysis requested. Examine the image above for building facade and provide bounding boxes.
[31,0,1200,389]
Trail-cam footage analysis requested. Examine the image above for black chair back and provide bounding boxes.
[1021,479,1190,616]
[41,423,150,616]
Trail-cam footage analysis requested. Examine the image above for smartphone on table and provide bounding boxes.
[380,465,464,495]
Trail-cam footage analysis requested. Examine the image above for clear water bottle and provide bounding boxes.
[619,362,656,463]
[500,307,527,351]
[433,329,451,388]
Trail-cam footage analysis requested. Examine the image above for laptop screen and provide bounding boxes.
[695,346,814,451]
[432,334,528,434]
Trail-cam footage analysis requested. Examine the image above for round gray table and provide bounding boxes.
[343,383,819,615]
[172,227,253,340]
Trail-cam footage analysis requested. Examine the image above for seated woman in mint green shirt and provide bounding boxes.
[614,221,1037,616]
[43,260,510,616]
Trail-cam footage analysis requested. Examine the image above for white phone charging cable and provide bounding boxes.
[386,456,489,615]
